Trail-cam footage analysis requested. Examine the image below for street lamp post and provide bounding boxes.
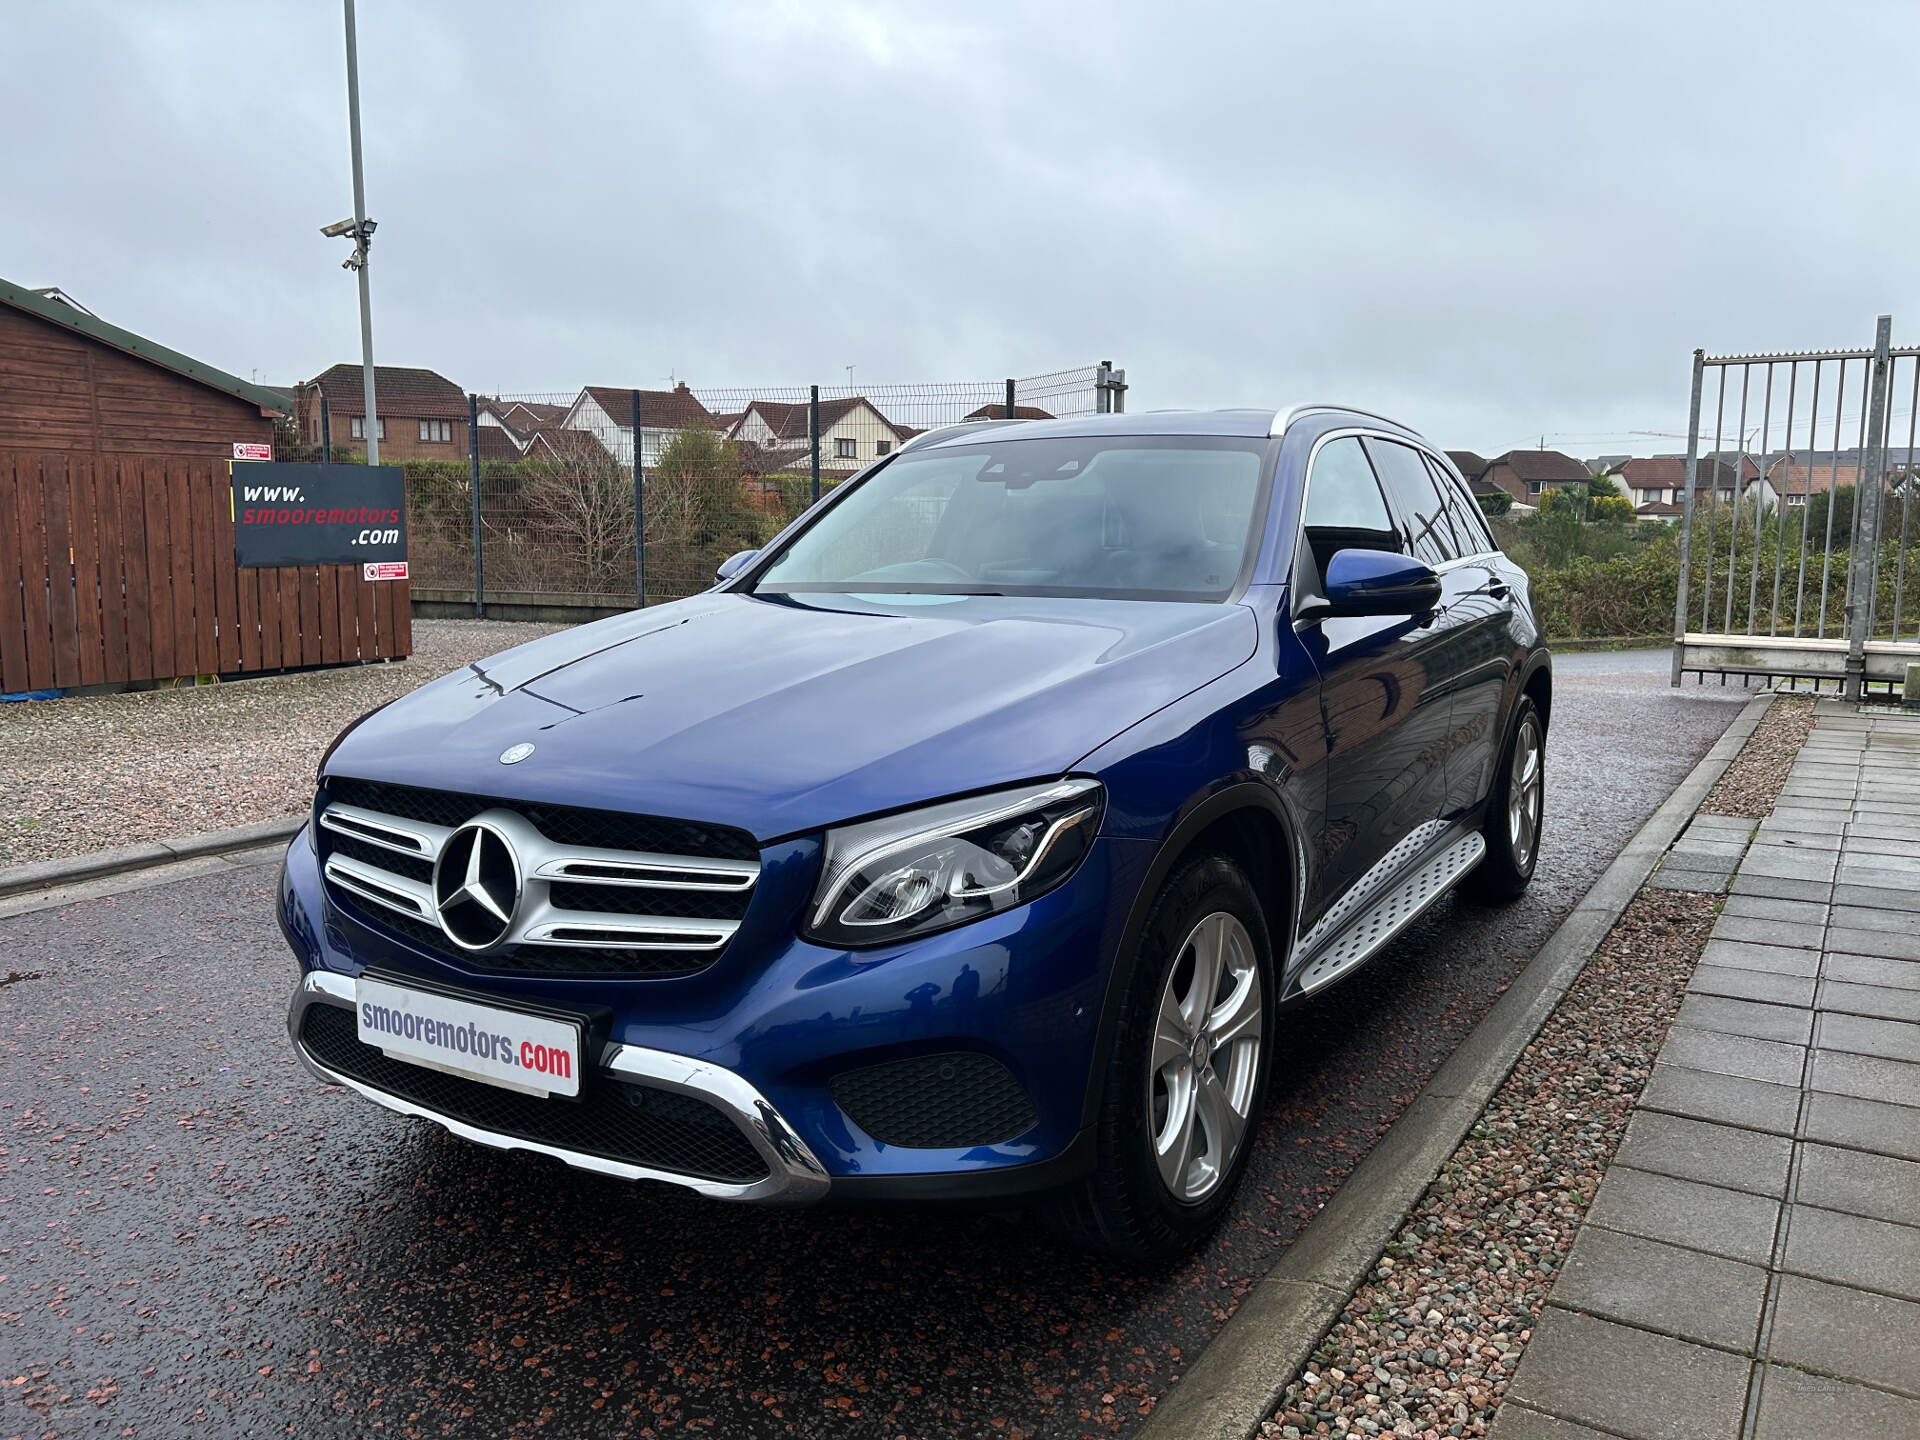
[323,0,379,464]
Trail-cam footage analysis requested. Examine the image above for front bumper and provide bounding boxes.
[280,822,1147,1204]
[287,970,832,1204]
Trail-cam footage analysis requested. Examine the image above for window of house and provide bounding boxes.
[419,419,451,443]
[1787,494,1806,507]
[349,417,386,440]
[877,440,893,456]
[835,437,857,459]
[1527,480,1543,496]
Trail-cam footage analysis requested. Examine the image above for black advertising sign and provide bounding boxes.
[231,462,408,569]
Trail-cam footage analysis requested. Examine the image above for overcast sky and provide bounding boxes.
[8,1,1918,455]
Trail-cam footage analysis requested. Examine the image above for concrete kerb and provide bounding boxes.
[1136,690,1779,1440]
[0,815,303,902]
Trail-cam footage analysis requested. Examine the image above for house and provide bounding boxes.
[475,402,618,468]
[561,382,719,470]
[1764,460,1857,510]
[1445,451,1489,486]
[727,395,907,473]
[1620,456,1689,515]
[963,403,1055,422]
[298,364,468,461]
[1479,449,1592,504]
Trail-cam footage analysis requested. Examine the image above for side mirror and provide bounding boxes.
[714,549,759,583]
[1319,548,1442,618]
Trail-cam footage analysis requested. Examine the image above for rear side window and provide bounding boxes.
[1365,438,1460,566]
[1425,452,1494,554]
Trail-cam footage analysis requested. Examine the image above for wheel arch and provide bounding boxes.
[1079,783,1301,1130]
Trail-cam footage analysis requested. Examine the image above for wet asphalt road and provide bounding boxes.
[0,652,1752,1440]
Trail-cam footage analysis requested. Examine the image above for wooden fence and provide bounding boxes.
[1,450,410,693]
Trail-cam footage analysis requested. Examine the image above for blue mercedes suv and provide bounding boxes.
[280,405,1549,1260]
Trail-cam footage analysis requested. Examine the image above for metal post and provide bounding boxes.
[468,393,484,618]
[1845,314,1894,699]
[320,394,332,457]
[1006,378,1017,420]
[630,389,645,608]
[1671,349,1706,686]
[342,0,378,465]
[1096,361,1112,414]
[809,385,821,504]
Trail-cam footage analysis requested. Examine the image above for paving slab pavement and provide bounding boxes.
[1495,701,1920,1439]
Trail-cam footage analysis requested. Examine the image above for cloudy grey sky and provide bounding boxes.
[7,1,1917,455]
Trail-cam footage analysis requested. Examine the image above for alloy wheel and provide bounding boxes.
[1508,714,1544,871]
[1148,911,1263,1203]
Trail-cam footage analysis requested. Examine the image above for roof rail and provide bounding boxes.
[1270,403,1421,439]
[895,418,1021,453]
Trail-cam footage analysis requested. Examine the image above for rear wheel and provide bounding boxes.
[1046,854,1274,1262]
[1465,695,1544,901]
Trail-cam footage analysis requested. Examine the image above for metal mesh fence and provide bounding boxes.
[405,363,1114,609]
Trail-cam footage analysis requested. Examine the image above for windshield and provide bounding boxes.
[752,435,1269,602]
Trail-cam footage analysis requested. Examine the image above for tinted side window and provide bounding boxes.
[1304,436,1394,533]
[1300,435,1399,579]
[1365,438,1459,565]
[1425,452,1494,554]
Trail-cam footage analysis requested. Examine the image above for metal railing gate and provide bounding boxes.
[1672,314,1920,697]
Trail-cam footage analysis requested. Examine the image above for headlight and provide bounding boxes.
[806,778,1104,948]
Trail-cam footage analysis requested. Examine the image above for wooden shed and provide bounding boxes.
[0,278,409,693]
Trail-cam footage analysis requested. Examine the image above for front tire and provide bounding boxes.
[1046,854,1274,1263]
[1465,695,1545,901]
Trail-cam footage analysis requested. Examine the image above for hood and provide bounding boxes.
[328,590,1258,841]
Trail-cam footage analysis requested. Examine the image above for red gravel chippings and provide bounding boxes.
[1703,694,1815,817]
[1260,889,1721,1440]
[0,619,567,867]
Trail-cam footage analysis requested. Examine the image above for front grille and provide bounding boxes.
[830,1051,1038,1149]
[316,776,761,979]
[326,778,758,860]
[300,1002,768,1183]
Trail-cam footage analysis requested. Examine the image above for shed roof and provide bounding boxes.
[0,275,292,416]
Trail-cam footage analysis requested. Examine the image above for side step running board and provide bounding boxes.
[1293,832,1487,995]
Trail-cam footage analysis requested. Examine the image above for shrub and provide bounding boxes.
[1589,494,1635,524]
[1477,490,1513,517]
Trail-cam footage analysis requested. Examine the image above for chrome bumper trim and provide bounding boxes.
[286,971,830,1205]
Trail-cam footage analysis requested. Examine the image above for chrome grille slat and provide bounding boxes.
[529,846,758,891]
[316,789,760,974]
[522,912,737,950]
[324,853,437,920]
[320,803,454,859]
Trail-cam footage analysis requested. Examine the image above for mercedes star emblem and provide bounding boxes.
[432,821,522,950]
[499,742,536,765]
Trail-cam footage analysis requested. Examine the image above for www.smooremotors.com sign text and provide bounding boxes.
[230,462,408,568]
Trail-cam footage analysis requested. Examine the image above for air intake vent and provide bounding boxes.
[830,1052,1037,1149]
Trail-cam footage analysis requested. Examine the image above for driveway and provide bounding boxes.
[0,651,1751,1440]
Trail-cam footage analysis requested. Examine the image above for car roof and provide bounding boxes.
[905,405,1425,450]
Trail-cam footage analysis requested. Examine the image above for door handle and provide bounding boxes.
[1485,577,1511,600]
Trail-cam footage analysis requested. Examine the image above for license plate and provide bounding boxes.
[355,977,581,1097]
